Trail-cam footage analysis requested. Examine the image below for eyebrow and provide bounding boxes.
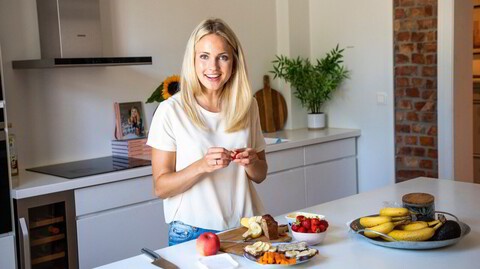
[196,51,229,55]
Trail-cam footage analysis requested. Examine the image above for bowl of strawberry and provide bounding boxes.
[291,215,329,246]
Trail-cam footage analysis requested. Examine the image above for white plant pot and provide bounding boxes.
[308,113,326,129]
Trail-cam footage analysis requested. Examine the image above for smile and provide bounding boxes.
[205,74,221,79]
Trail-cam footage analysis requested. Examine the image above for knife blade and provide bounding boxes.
[141,248,179,269]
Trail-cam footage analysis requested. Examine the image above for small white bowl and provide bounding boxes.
[285,212,325,226]
[291,230,327,246]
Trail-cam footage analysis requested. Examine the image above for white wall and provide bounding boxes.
[309,0,395,192]
[2,0,398,192]
[0,0,277,168]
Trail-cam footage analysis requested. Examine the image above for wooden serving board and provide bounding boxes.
[218,226,292,256]
[254,75,287,133]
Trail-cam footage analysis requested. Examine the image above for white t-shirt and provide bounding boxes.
[147,93,266,230]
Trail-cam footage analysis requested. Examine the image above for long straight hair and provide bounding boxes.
[180,18,252,132]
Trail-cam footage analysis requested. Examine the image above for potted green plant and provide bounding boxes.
[271,45,349,129]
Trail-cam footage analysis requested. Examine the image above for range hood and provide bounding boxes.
[12,0,152,69]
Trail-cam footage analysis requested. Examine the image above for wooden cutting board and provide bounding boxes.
[218,226,292,256]
[254,75,287,133]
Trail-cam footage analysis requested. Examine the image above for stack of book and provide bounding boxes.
[111,138,151,158]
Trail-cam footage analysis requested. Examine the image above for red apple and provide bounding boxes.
[196,232,220,256]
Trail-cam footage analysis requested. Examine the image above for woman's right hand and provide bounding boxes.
[201,147,233,173]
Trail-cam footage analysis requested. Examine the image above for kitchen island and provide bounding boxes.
[11,127,361,269]
[95,177,479,269]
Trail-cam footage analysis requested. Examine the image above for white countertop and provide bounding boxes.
[11,128,360,199]
[95,177,480,269]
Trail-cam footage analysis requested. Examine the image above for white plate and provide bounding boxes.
[197,253,238,269]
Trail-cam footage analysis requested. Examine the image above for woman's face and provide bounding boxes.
[195,34,233,93]
[131,108,138,117]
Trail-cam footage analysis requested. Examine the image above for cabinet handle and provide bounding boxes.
[18,218,31,269]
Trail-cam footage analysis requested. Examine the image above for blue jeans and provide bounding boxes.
[168,221,220,246]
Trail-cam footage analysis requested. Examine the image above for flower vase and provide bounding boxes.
[307,113,326,129]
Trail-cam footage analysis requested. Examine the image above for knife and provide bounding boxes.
[141,248,179,269]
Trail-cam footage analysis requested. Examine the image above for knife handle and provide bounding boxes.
[141,247,160,260]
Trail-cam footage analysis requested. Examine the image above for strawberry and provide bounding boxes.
[291,224,300,232]
[319,219,329,228]
[301,218,311,230]
[296,215,305,222]
[318,224,326,233]
[297,226,306,233]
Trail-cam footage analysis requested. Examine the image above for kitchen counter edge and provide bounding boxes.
[11,127,360,199]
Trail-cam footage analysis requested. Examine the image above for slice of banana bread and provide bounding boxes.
[261,214,279,240]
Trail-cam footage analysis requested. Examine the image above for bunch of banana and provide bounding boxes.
[385,219,443,241]
[241,216,263,239]
[359,208,447,242]
[360,208,411,238]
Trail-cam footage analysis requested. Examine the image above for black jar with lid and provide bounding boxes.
[402,193,435,221]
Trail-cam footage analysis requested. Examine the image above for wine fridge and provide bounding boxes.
[14,191,78,269]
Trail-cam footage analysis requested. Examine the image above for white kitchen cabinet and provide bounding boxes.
[305,156,357,207]
[255,137,358,217]
[76,199,166,269]
[0,234,16,269]
[75,176,167,269]
[255,167,306,217]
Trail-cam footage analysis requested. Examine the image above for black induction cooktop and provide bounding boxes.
[26,156,151,179]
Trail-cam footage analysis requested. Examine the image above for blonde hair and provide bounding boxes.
[180,18,252,132]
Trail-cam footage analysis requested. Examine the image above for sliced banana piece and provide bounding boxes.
[249,222,263,239]
[252,241,263,248]
[262,242,272,252]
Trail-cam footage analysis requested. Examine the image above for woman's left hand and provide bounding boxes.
[232,148,258,167]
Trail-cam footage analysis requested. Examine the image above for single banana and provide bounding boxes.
[398,221,428,231]
[360,216,392,228]
[379,207,409,217]
[364,220,406,238]
[360,215,410,228]
[386,221,444,241]
[364,222,395,238]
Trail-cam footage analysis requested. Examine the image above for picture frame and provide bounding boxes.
[474,6,480,53]
[114,101,147,140]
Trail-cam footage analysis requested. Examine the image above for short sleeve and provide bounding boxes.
[147,101,176,151]
[251,98,266,152]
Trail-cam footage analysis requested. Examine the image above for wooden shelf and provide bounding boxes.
[31,251,65,265]
[31,234,65,247]
[30,216,64,229]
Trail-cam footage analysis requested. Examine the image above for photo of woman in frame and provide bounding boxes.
[118,102,146,139]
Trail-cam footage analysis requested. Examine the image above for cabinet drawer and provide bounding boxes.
[75,176,156,216]
[305,156,357,207]
[304,138,355,165]
[255,167,306,217]
[266,147,304,174]
[77,199,167,269]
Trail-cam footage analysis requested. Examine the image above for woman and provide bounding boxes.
[147,18,268,246]
[128,106,144,136]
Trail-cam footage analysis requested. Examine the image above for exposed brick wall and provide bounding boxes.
[394,0,438,182]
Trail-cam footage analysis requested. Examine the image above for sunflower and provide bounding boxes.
[163,75,180,100]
